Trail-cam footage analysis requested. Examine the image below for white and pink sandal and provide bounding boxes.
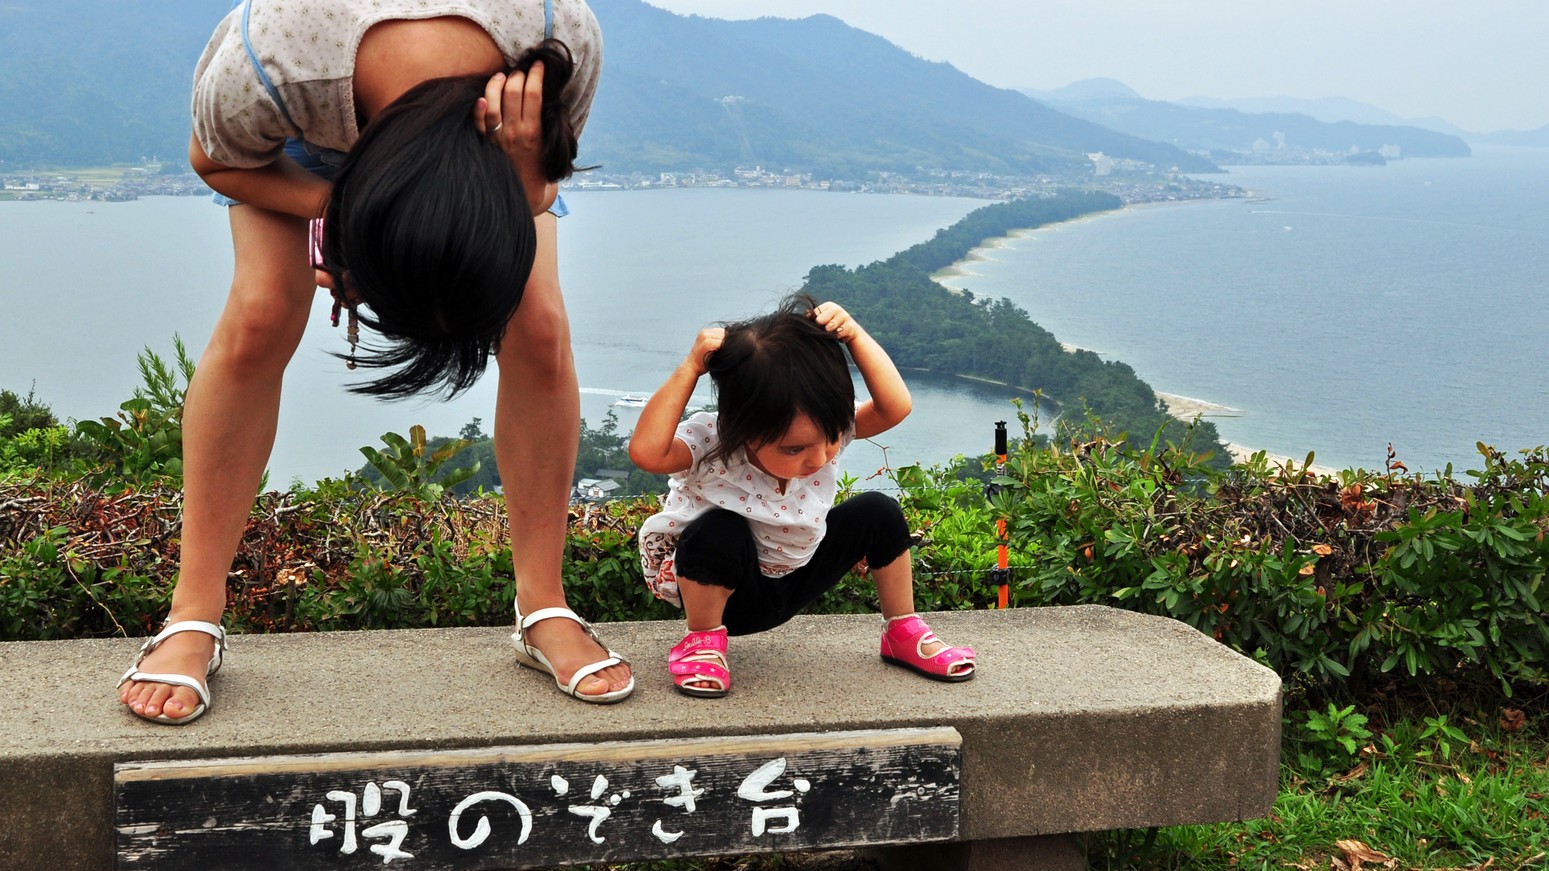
[880,614,976,682]
[669,626,730,698]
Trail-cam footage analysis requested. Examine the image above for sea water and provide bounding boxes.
[3,149,1544,485]
[935,145,1549,474]
[0,188,1002,486]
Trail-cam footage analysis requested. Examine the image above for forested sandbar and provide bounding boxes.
[922,200,1333,476]
[929,227,1039,287]
[929,199,1211,291]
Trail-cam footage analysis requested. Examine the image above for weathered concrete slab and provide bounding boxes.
[0,606,1281,869]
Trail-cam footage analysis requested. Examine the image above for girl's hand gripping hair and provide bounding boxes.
[475,63,555,216]
[628,328,726,475]
[686,327,726,375]
[809,301,914,439]
[809,300,864,345]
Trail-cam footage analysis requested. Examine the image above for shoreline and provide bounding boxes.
[928,203,1341,476]
[1155,391,1339,475]
[1154,392,1242,420]
[930,199,1210,288]
[929,227,1042,286]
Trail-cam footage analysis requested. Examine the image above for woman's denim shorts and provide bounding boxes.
[210,137,569,216]
[209,138,343,206]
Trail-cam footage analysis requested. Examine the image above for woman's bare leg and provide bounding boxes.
[120,206,315,720]
[495,212,632,696]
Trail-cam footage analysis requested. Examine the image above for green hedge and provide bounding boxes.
[896,410,1548,696]
[2,422,1545,697]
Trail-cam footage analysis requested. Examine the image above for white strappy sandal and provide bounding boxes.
[512,606,634,704]
[117,620,228,725]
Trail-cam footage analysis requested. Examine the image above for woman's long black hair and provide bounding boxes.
[318,39,582,399]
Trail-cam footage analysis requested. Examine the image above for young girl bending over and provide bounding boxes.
[628,295,976,698]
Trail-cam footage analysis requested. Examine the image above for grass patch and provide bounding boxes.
[1093,697,1548,869]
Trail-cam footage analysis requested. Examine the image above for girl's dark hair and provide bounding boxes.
[318,39,581,399]
[702,293,855,467]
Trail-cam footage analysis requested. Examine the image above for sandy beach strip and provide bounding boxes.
[1155,391,1242,419]
[1156,392,1338,475]
[929,228,1040,287]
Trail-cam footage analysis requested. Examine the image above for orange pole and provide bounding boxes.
[991,421,1010,609]
[996,516,1009,609]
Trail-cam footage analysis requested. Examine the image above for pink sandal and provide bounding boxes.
[669,627,730,698]
[880,615,976,682]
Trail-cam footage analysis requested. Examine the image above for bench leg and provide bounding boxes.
[865,833,1087,871]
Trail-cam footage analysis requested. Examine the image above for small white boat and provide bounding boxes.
[614,394,650,408]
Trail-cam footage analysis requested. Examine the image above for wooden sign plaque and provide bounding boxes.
[116,727,960,869]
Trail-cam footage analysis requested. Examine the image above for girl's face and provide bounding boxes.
[748,413,841,483]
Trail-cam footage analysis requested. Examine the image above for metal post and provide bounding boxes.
[986,420,1011,609]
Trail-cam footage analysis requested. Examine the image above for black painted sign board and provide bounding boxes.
[116,727,961,869]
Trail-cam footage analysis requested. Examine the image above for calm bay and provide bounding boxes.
[0,189,1000,486]
[937,145,1549,474]
[3,148,1545,486]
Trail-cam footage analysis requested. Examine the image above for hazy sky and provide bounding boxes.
[644,0,1548,133]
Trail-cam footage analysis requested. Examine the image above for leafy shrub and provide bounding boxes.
[0,525,79,639]
[1295,703,1373,778]
[0,387,95,478]
[887,407,1549,696]
[0,387,58,436]
[3,402,1546,703]
[562,499,679,625]
[0,423,75,477]
[1416,713,1470,763]
[358,425,480,501]
[73,337,195,487]
[352,412,671,499]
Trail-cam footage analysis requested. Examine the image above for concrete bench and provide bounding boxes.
[0,606,1281,869]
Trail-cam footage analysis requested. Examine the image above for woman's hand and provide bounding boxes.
[810,301,865,345]
[687,327,725,376]
[475,63,556,216]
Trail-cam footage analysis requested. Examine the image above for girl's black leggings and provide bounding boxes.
[672,490,913,635]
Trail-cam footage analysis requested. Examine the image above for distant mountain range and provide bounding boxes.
[0,0,1215,173]
[0,0,1510,174]
[1177,93,1549,147]
[1022,79,1471,160]
[1176,93,1471,138]
[577,0,1216,175]
[0,1,219,167]
[1470,125,1549,148]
